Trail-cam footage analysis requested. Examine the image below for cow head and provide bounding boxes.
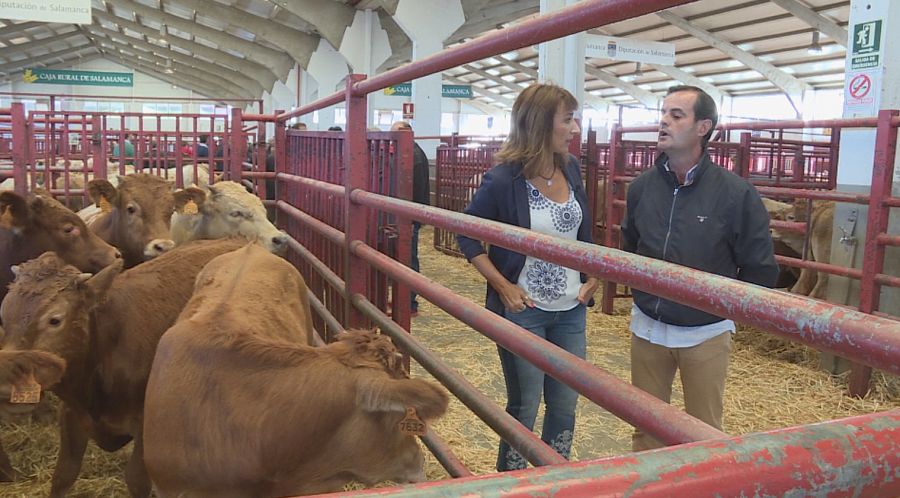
[0,190,121,273]
[88,174,176,267]
[332,329,449,487]
[173,181,288,253]
[0,252,122,367]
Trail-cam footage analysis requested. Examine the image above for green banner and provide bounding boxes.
[384,82,472,99]
[384,83,411,96]
[23,68,133,87]
[442,84,472,98]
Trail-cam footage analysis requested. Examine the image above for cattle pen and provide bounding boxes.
[0,0,899,497]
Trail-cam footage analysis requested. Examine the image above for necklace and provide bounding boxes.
[536,167,556,186]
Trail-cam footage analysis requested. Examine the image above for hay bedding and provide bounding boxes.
[2,226,898,496]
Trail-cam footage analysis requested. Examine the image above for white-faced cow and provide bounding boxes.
[0,238,246,498]
[0,347,66,482]
[143,244,449,497]
[0,190,120,305]
[170,181,288,253]
[79,173,180,268]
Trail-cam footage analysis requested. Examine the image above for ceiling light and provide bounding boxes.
[807,31,823,55]
[159,23,167,43]
[635,62,644,78]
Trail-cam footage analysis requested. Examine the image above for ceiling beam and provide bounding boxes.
[0,30,83,59]
[0,21,41,39]
[465,98,507,117]
[646,64,725,103]
[461,64,526,96]
[174,0,318,68]
[770,0,848,47]
[106,0,292,79]
[375,10,412,72]
[496,55,612,111]
[272,0,355,50]
[91,34,254,99]
[448,1,540,45]
[0,43,94,74]
[104,53,238,102]
[91,11,268,93]
[656,9,810,113]
[584,65,660,109]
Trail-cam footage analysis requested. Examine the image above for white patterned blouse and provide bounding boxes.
[515,180,583,311]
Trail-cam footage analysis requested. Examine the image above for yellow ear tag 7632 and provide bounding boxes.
[398,407,426,436]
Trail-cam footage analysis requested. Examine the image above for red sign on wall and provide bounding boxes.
[402,102,414,120]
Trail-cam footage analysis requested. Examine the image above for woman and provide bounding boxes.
[457,83,599,471]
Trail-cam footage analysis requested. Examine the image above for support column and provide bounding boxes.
[307,39,351,130]
[393,0,465,157]
[340,9,392,127]
[824,0,900,383]
[538,0,585,106]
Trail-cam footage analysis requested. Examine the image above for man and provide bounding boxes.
[391,120,430,317]
[197,135,210,158]
[621,86,778,451]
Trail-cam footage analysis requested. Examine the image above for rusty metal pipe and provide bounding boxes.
[348,237,726,446]
[302,410,900,498]
[350,191,900,376]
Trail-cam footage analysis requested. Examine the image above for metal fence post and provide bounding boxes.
[10,102,26,196]
[849,108,899,397]
[344,74,370,328]
[229,107,244,182]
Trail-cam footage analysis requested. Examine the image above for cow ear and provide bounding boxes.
[81,259,123,308]
[174,187,207,214]
[87,179,118,208]
[0,191,29,230]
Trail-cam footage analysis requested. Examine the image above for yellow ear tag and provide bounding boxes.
[98,196,113,213]
[10,373,41,404]
[398,407,426,436]
[0,205,13,228]
[182,199,199,215]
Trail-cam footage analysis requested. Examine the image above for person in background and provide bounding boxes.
[290,122,307,131]
[327,125,343,132]
[112,132,135,164]
[391,120,430,317]
[197,135,210,158]
[456,83,598,471]
[621,85,779,451]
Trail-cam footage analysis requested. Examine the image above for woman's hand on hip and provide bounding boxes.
[498,282,534,312]
[577,277,600,304]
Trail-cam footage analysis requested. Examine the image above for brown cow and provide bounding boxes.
[81,173,180,268]
[0,347,66,482]
[764,198,835,299]
[0,190,120,304]
[143,245,449,497]
[0,238,245,498]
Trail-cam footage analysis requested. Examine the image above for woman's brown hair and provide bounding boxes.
[494,83,578,178]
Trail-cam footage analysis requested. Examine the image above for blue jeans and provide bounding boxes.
[496,304,586,471]
[410,222,421,311]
